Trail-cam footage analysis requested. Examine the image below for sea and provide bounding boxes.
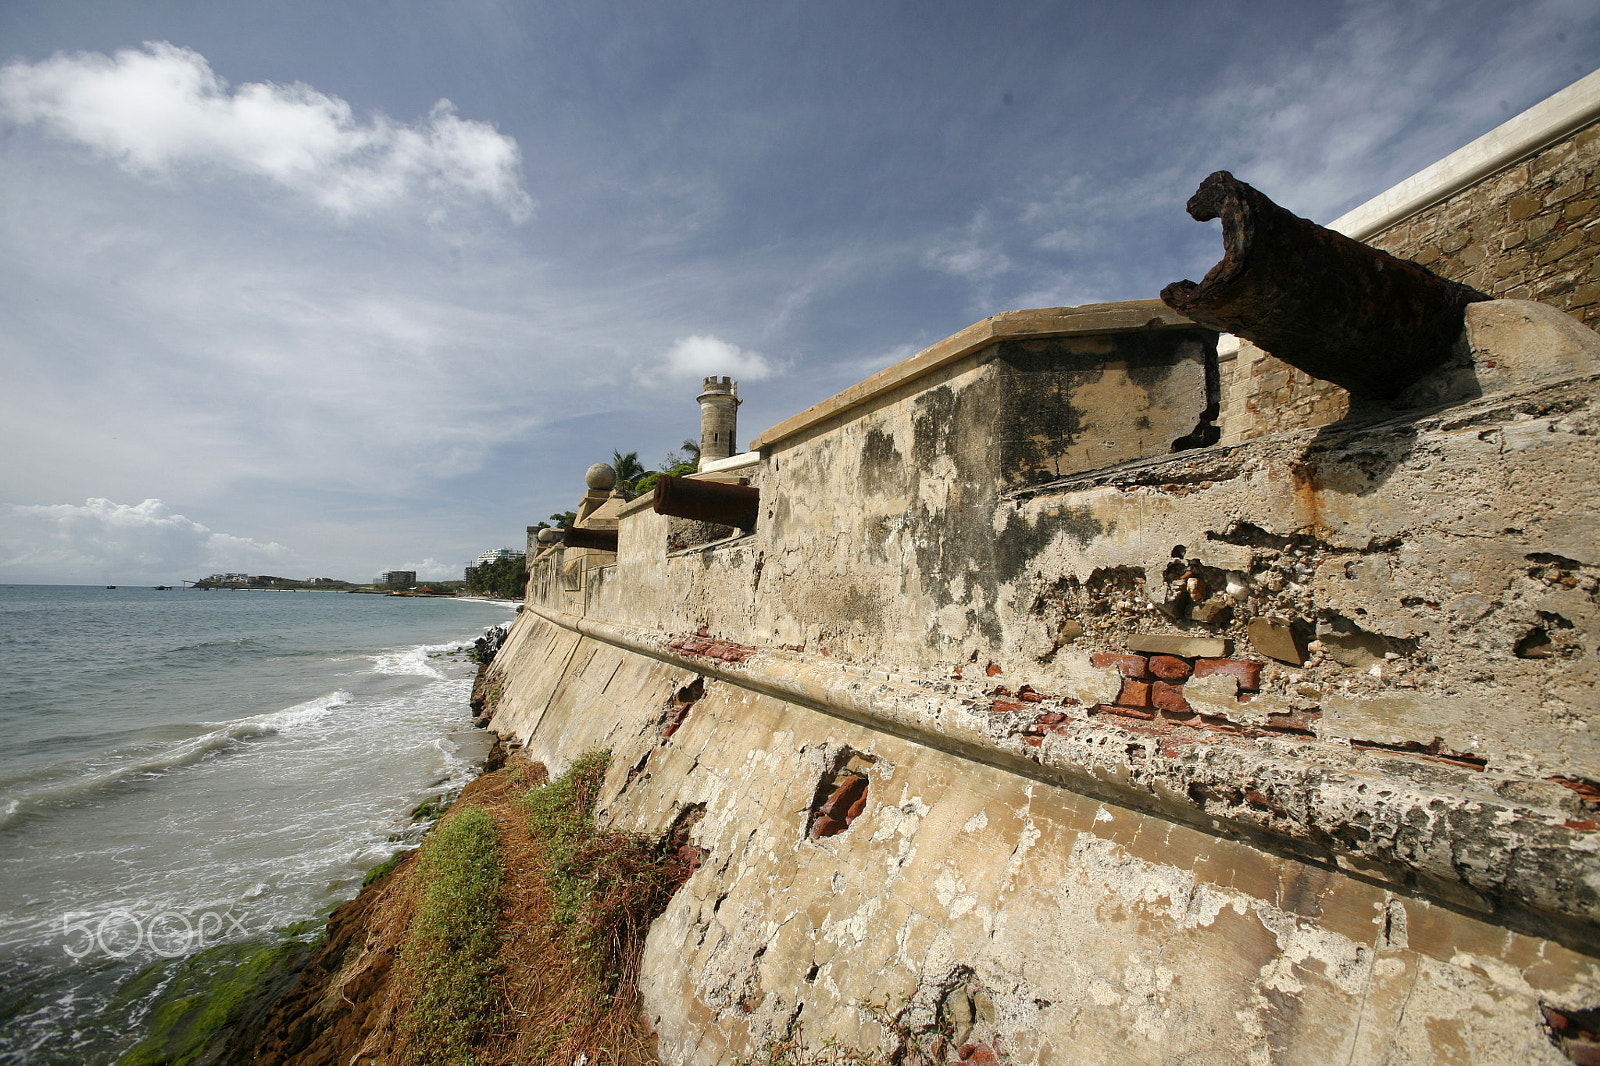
[0,584,518,1064]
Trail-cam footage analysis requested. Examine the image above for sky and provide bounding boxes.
[0,1,1596,585]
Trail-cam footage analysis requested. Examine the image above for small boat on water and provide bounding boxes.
[105,585,116,589]
[153,585,172,590]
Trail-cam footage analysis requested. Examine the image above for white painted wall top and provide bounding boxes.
[1329,67,1600,241]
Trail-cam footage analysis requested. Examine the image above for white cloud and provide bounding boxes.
[0,41,532,220]
[1,498,289,583]
[924,241,1012,280]
[661,334,780,381]
[403,557,471,581]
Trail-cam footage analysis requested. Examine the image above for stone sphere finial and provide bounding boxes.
[585,462,617,490]
[536,527,563,544]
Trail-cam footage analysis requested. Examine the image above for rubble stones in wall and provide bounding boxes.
[1028,517,1432,706]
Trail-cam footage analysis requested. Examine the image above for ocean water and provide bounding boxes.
[0,584,517,1064]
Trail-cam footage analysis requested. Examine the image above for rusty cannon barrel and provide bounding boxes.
[653,475,759,530]
[1161,171,1488,403]
[560,526,618,552]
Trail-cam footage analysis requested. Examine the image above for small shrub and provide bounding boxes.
[519,750,610,925]
[397,806,503,1065]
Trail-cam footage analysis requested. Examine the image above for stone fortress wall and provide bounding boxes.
[1219,69,1600,444]
[483,73,1600,1065]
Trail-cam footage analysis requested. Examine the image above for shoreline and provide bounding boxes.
[107,620,516,1065]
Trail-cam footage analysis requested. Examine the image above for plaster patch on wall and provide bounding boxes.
[1003,815,1041,891]
[935,867,980,920]
[1071,835,1203,924]
[1252,902,1371,997]
[821,893,885,946]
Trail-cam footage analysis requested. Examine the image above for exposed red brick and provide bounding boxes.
[1264,709,1321,736]
[1565,820,1600,831]
[988,685,1012,696]
[1023,735,1043,747]
[1194,657,1264,690]
[1093,704,1158,723]
[1091,652,1151,679]
[1152,681,1190,713]
[985,662,1003,677]
[1148,655,1192,682]
[958,1043,1001,1066]
[990,699,1030,715]
[1034,711,1069,727]
[1568,1040,1600,1066]
[810,815,846,839]
[1020,691,1044,702]
[1552,776,1600,806]
[819,775,868,820]
[697,626,710,636]
[845,794,868,821]
[1244,788,1288,817]
[1117,679,1152,708]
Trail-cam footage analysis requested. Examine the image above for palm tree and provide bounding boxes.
[611,450,648,498]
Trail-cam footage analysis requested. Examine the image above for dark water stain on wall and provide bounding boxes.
[858,424,906,496]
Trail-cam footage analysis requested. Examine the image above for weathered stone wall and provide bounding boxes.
[1217,116,1600,444]
[487,608,1600,1066]
[494,294,1600,1064]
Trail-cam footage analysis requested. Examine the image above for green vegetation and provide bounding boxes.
[411,794,449,821]
[361,848,412,887]
[611,449,648,497]
[589,440,700,501]
[109,750,699,1066]
[397,805,504,1065]
[113,924,319,1066]
[464,553,527,599]
[519,750,611,927]
[526,752,695,993]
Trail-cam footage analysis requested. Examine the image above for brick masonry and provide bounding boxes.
[1219,117,1600,443]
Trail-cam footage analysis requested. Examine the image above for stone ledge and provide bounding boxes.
[750,299,1204,451]
[521,601,1600,949]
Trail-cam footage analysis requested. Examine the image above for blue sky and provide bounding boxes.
[1,0,1595,584]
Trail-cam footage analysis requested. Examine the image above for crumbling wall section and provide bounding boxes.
[484,608,1600,1065]
[492,294,1600,1064]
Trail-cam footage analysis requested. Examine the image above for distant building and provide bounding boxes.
[382,570,417,585]
[474,548,525,565]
